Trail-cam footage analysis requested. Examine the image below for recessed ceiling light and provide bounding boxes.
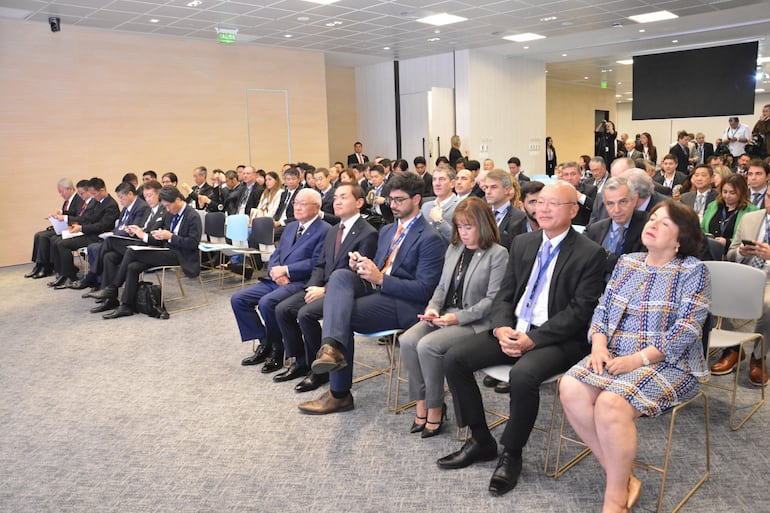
[628,10,678,24]
[297,16,310,22]
[325,22,335,27]
[186,0,202,7]
[561,21,573,26]
[149,18,159,23]
[672,39,678,43]
[584,76,589,80]
[561,53,567,57]
[638,29,645,33]
[302,0,340,4]
[417,13,467,26]
[434,29,440,34]
[284,34,293,38]
[617,82,622,85]
[540,16,557,22]
[427,37,441,42]
[616,94,622,98]
[383,46,390,50]
[503,33,545,43]
[616,59,633,65]
[523,46,529,49]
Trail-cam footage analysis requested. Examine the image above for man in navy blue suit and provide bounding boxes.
[274,183,378,392]
[298,172,447,414]
[234,188,330,372]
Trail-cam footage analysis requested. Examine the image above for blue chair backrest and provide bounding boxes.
[226,214,249,243]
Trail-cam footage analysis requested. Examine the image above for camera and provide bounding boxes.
[49,16,60,32]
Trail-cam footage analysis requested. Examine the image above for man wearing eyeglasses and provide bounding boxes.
[298,172,447,414]
[436,180,605,497]
[233,188,330,373]
[584,176,646,278]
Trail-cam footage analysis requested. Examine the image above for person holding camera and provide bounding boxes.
[724,116,751,157]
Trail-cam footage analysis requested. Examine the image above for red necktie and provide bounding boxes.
[334,224,345,259]
[358,154,363,164]
[78,200,88,216]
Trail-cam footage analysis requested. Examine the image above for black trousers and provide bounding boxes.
[31,229,56,265]
[443,331,587,452]
[51,235,98,279]
[275,291,325,367]
[114,248,180,307]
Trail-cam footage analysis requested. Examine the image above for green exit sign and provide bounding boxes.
[218,32,236,44]
[601,80,607,89]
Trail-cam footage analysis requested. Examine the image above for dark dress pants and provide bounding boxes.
[275,291,324,367]
[444,332,586,452]
[230,280,305,349]
[322,269,411,394]
[52,235,97,279]
[116,248,181,307]
[31,229,56,265]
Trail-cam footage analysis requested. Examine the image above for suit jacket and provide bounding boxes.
[235,183,263,215]
[113,198,150,236]
[498,206,527,251]
[515,172,531,184]
[306,216,378,288]
[62,194,85,218]
[319,188,340,225]
[78,195,121,241]
[426,242,509,332]
[727,208,767,263]
[470,183,485,199]
[583,209,647,275]
[140,205,167,232]
[669,144,691,173]
[653,171,688,190]
[273,187,300,224]
[574,182,597,226]
[420,172,434,197]
[420,194,459,241]
[148,204,202,277]
[695,142,714,165]
[680,190,718,211]
[365,182,393,226]
[624,149,643,161]
[374,215,448,328]
[185,182,215,209]
[268,217,330,284]
[347,153,369,166]
[222,183,245,215]
[490,228,606,350]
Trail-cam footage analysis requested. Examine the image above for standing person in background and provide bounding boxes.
[639,132,657,164]
[347,141,369,167]
[449,135,466,169]
[595,120,617,168]
[752,104,770,157]
[724,116,752,157]
[545,137,557,177]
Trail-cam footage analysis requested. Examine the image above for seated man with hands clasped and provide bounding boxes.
[560,200,710,513]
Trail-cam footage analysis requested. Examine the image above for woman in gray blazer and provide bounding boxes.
[400,197,509,438]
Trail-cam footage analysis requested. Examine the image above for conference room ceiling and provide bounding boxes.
[2,0,769,93]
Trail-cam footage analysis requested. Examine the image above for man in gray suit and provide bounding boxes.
[421,166,459,241]
[679,165,717,220]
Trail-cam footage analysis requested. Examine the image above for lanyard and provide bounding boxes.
[520,240,563,330]
[382,215,419,264]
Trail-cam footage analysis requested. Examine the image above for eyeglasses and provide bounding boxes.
[387,196,412,205]
[535,200,576,208]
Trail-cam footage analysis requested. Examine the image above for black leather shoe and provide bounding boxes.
[89,287,117,301]
[489,451,523,496]
[102,305,134,319]
[24,264,42,278]
[483,375,501,388]
[241,344,270,366]
[81,288,98,298]
[91,298,119,314]
[47,275,66,288]
[494,382,511,394]
[69,278,95,290]
[261,354,284,374]
[32,267,53,279]
[437,439,498,470]
[294,372,329,393]
[274,363,310,382]
[54,278,76,290]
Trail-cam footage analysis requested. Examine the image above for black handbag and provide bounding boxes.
[134,281,169,319]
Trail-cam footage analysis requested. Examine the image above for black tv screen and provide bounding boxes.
[632,42,758,120]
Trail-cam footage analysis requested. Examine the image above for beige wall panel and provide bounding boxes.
[0,20,329,266]
[325,65,358,166]
[546,81,617,166]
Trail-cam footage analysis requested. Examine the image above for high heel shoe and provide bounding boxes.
[410,416,427,433]
[627,473,642,509]
[421,403,447,439]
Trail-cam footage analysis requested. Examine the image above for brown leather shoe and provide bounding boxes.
[311,343,347,374]
[297,390,354,415]
[749,356,769,387]
[710,348,742,375]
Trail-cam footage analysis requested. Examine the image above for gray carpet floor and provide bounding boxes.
[1,263,768,513]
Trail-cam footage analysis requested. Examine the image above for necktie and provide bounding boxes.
[63,198,70,213]
[358,154,363,164]
[294,224,304,243]
[753,192,762,207]
[694,193,705,215]
[119,208,129,225]
[494,210,503,225]
[170,213,181,233]
[381,224,405,273]
[334,224,345,259]
[613,226,625,254]
[78,200,88,216]
[699,145,704,164]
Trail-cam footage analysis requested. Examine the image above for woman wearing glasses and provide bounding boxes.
[399,197,508,437]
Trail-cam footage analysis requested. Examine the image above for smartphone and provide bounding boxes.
[742,240,756,246]
[417,314,438,321]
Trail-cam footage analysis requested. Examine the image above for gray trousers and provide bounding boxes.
[399,321,477,409]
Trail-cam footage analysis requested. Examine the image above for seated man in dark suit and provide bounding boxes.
[77,181,166,298]
[180,166,218,211]
[653,154,688,193]
[233,166,263,216]
[313,168,340,225]
[679,165,717,219]
[272,167,303,237]
[299,172,447,414]
[68,181,149,290]
[507,157,530,184]
[49,177,121,289]
[363,165,393,230]
[414,156,434,197]
[91,186,202,319]
[484,169,526,250]
[220,170,244,215]
[234,189,330,371]
[26,178,86,279]
[274,183,378,391]
[436,181,605,496]
[558,161,596,226]
[583,176,646,278]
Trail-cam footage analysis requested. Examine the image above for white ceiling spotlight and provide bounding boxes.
[417,13,467,26]
[503,33,545,43]
[628,11,678,24]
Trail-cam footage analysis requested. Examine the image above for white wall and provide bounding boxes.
[616,92,770,155]
[462,50,547,175]
[355,61,397,159]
